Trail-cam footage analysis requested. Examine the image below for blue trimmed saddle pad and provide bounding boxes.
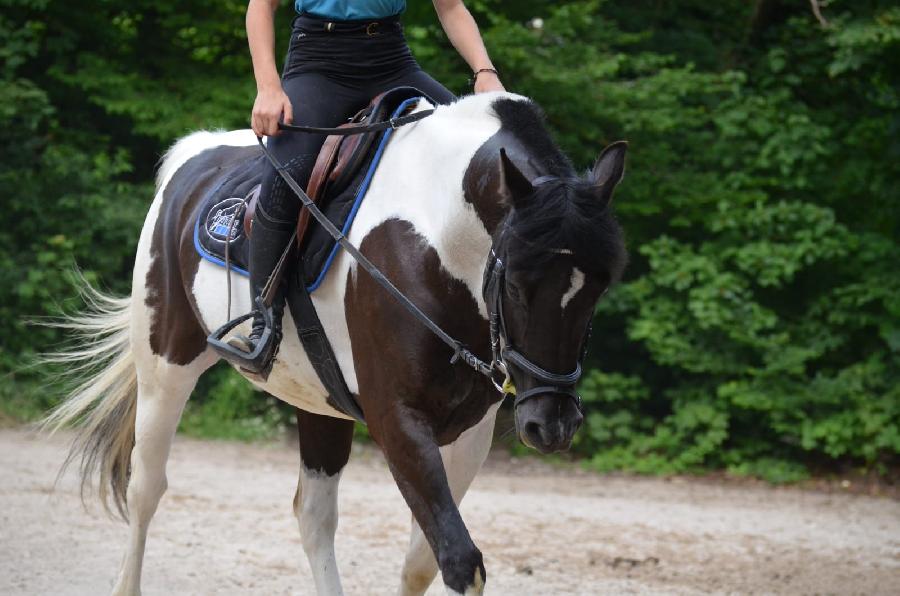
[194,95,423,292]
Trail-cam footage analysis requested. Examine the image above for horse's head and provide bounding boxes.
[484,141,628,454]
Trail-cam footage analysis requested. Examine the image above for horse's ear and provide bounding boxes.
[499,147,534,205]
[590,141,627,204]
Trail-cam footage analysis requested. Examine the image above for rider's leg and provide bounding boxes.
[375,67,457,107]
[227,22,457,375]
[227,72,365,376]
[224,201,294,370]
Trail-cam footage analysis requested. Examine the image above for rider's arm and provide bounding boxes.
[246,0,293,136]
[432,0,505,93]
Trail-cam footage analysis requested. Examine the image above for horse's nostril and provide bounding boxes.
[524,421,543,444]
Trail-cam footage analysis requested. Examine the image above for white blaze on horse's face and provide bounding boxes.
[560,267,585,311]
[507,259,592,455]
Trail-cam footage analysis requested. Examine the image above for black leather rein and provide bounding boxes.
[277,109,433,135]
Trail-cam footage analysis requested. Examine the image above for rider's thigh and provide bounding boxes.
[259,72,363,221]
[376,67,457,106]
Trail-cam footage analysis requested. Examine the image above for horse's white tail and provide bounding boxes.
[39,275,137,519]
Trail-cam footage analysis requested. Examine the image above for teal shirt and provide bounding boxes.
[295,0,406,20]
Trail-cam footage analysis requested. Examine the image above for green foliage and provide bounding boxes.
[1,0,897,478]
[546,0,900,478]
[178,363,291,441]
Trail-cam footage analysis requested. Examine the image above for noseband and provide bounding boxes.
[482,231,589,412]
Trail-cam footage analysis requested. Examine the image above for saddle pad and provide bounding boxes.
[194,96,425,291]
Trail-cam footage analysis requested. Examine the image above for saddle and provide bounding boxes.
[202,86,433,422]
[242,86,430,248]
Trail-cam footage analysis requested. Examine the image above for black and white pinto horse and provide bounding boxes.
[44,92,627,595]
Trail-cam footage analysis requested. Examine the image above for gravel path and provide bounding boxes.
[1,428,898,595]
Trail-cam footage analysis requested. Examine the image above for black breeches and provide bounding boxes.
[259,15,456,223]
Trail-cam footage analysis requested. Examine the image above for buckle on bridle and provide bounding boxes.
[489,359,513,395]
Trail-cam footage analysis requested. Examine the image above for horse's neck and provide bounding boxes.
[358,99,505,318]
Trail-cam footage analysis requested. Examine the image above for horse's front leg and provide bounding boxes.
[399,404,500,596]
[293,409,355,596]
[373,403,486,596]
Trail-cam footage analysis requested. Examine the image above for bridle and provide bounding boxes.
[481,223,589,413]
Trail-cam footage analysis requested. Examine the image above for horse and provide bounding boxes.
[42,91,628,596]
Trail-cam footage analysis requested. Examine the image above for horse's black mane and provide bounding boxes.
[492,99,627,284]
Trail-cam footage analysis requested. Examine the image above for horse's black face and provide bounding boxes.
[488,140,629,454]
[503,247,605,453]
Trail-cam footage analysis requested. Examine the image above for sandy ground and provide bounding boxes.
[1,428,898,595]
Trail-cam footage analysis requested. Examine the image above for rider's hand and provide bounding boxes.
[251,85,293,137]
[474,71,505,94]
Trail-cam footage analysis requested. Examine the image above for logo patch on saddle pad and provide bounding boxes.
[205,198,245,243]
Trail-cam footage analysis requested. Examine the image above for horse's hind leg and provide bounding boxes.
[398,405,499,596]
[293,409,355,595]
[111,354,212,596]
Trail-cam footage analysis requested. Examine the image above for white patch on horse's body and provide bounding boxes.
[560,267,585,310]
[352,93,519,311]
[360,93,515,315]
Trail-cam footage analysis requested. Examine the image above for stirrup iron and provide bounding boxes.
[207,296,279,380]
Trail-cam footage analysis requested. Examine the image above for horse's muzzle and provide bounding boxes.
[515,393,584,454]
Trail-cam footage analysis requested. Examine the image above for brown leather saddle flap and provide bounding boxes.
[297,87,424,247]
[297,119,364,245]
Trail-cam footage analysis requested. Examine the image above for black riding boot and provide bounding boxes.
[210,204,294,380]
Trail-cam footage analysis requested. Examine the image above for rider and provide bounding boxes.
[224,0,505,376]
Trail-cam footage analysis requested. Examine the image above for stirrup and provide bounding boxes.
[207,297,278,381]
